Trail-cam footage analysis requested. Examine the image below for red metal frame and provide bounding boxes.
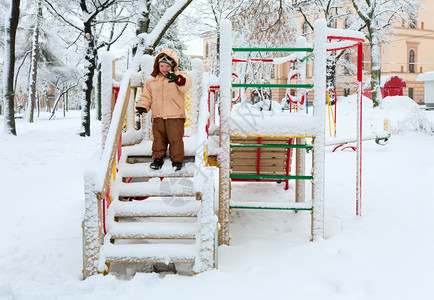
[231,137,293,190]
[285,138,294,190]
[356,43,363,216]
[326,34,364,217]
[256,137,262,175]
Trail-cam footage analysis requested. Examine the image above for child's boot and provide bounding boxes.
[150,158,164,170]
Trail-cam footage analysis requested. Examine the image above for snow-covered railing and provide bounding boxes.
[193,168,218,272]
[96,71,133,198]
[218,19,233,246]
[190,58,218,271]
[83,69,133,278]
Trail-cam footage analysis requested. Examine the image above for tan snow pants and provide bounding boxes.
[152,118,185,163]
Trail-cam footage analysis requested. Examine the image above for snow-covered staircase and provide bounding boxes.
[82,56,217,278]
[99,145,216,272]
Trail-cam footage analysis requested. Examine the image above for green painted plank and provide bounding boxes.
[230,174,313,180]
[230,205,312,211]
[230,143,313,149]
[232,83,313,89]
[300,53,314,62]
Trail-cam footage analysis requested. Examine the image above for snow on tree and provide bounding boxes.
[351,0,422,107]
[190,0,297,81]
[45,0,129,136]
[130,0,193,71]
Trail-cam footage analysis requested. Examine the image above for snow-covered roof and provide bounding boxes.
[417,71,434,82]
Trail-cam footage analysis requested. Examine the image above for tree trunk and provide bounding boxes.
[132,0,151,56]
[80,21,96,137]
[96,68,102,121]
[26,0,42,123]
[326,56,336,93]
[370,33,382,107]
[50,85,77,120]
[2,0,21,135]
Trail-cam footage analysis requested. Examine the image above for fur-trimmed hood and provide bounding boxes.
[151,48,179,77]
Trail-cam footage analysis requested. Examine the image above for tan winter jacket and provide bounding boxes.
[136,48,192,119]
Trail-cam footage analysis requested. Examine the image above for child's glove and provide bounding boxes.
[165,71,179,83]
[136,107,147,114]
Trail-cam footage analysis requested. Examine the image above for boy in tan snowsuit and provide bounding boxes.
[136,48,192,171]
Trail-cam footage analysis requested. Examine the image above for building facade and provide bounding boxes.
[201,0,434,104]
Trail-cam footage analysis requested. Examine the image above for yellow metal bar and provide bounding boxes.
[326,92,336,137]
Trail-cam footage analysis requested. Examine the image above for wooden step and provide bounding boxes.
[119,161,195,178]
[230,150,288,158]
[109,221,198,239]
[231,157,287,165]
[103,243,197,264]
[231,165,287,173]
[112,199,200,218]
[126,156,196,164]
[116,178,195,198]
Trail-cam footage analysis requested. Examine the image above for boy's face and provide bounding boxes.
[159,62,172,75]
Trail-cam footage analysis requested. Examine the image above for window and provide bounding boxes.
[409,50,415,73]
[344,53,351,74]
[344,17,350,29]
[205,43,209,58]
[329,19,336,28]
[302,22,308,35]
[408,87,414,99]
[410,16,417,28]
[344,88,350,97]
[270,65,275,79]
[362,52,365,71]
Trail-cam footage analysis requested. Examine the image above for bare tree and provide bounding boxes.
[25,0,42,123]
[2,0,20,135]
[45,0,128,136]
[49,80,79,120]
[351,0,422,107]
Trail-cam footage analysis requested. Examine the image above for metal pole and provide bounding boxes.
[356,43,363,216]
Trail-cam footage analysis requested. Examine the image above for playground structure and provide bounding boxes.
[82,19,367,278]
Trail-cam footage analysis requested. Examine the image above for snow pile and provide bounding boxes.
[380,96,434,133]
[230,102,322,137]
[233,99,283,112]
[336,94,434,136]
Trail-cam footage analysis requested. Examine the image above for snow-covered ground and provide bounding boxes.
[1,96,434,300]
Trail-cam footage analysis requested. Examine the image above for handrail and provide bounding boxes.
[83,70,133,278]
[95,71,132,198]
[191,58,210,196]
